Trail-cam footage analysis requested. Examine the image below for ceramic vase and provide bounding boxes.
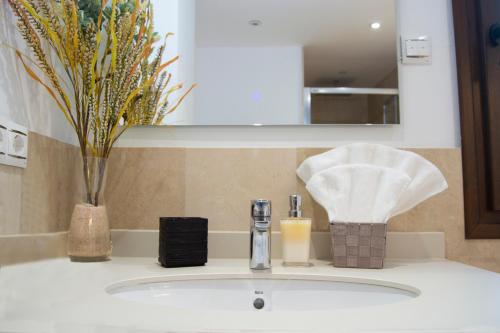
[68,155,112,262]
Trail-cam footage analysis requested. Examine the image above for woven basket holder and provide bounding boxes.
[330,222,387,269]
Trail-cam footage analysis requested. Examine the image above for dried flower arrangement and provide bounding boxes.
[6,0,195,206]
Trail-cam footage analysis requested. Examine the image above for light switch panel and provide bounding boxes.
[0,119,28,168]
[406,40,431,57]
[401,36,432,65]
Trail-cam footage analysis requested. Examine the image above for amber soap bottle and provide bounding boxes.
[280,194,312,266]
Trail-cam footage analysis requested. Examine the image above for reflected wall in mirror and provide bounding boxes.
[153,0,398,126]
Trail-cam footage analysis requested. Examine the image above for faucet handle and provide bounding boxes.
[251,199,272,218]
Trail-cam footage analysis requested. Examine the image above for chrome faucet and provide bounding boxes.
[250,199,272,270]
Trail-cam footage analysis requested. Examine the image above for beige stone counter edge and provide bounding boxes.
[0,230,444,266]
[111,230,445,260]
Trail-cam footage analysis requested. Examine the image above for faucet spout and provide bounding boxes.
[250,200,272,270]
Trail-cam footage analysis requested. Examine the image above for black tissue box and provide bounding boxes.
[159,217,208,268]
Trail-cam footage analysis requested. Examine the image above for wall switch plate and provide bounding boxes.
[401,36,432,65]
[0,119,28,168]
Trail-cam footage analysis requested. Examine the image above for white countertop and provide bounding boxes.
[0,258,499,333]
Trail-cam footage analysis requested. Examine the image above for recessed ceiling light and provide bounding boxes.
[370,22,381,30]
[248,20,263,27]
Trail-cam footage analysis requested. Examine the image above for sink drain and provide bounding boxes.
[253,298,265,310]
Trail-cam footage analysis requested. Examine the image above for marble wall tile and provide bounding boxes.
[20,133,80,233]
[296,148,331,232]
[1,132,79,236]
[388,149,463,233]
[184,149,298,231]
[386,150,500,272]
[0,165,22,234]
[3,134,500,272]
[105,148,186,230]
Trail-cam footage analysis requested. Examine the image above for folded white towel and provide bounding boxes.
[306,164,412,223]
[297,143,448,217]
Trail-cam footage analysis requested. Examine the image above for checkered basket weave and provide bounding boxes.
[330,222,387,269]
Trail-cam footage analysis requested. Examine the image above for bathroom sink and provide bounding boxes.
[107,275,419,312]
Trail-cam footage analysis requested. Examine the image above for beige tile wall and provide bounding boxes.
[106,146,500,273]
[2,133,500,272]
[105,148,186,229]
[0,132,79,235]
[184,149,298,231]
[0,133,79,264]
[0,164,22,234]
[20,133,80,233]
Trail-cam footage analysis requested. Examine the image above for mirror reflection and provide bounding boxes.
[155,0,398,126]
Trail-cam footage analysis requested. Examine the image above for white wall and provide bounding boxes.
[118,0,460,148]
[194,46,304,125]
[396,0,460,148]
[0,2,75,144]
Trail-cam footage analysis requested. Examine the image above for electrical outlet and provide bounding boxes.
[0,124,6,164]
[0,119,28,168]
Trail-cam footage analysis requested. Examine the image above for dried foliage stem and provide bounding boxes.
[6,0,195,206]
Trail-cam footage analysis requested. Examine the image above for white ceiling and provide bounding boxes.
[195,0,397,87]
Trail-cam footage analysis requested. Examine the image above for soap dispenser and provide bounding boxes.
[280,194,312,266]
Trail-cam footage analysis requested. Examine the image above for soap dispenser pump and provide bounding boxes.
[280,195,312,266]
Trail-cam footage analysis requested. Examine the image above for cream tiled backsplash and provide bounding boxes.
[0,133,80,235]
[105,147,459,234]
[1,132,500,272]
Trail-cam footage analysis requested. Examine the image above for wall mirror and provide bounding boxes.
[155,0,398,126]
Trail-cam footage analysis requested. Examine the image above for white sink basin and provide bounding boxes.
[107,275,419,312]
